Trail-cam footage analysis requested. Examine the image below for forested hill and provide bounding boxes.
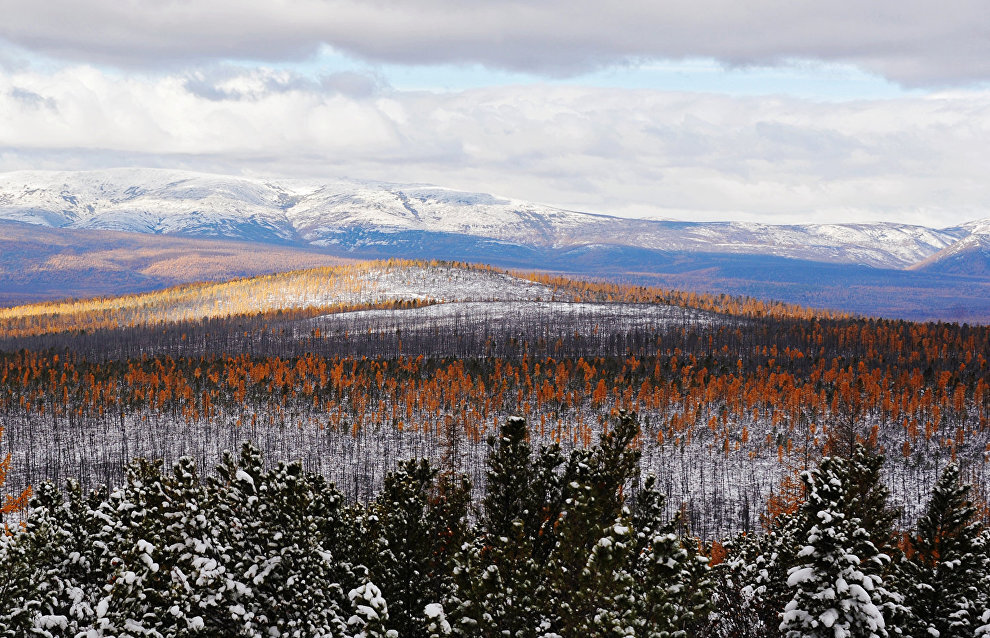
[2,168,989,321]
[0,261,985,539]
[0,260,988,635]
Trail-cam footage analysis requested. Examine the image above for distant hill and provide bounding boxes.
[0,168,988,322]
[0,220,351,307]
[910,233,990,277]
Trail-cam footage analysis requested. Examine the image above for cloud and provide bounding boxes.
[180,67,385,101]
[0,65,989,227]
[1,1,990,87]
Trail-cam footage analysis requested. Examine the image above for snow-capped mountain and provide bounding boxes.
[910,233,990,277]
[0,167,983,270]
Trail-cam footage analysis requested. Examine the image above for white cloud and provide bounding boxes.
[0,65,988,227]
[2,1,990,86]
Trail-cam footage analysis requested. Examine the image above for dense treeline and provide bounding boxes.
[3,415,990,638]
[0,263,988,538]
[0,305,987,537]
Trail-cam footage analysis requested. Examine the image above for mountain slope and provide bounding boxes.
[0,168,975,269]
[1,168,989,322]
[0,219,351,307]
[911,232,990,277]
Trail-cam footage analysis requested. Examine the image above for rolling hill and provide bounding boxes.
[1,168,988,321]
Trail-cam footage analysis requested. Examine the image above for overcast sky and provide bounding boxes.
[1,0,989,226]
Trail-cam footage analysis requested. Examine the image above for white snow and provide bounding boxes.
[235,469,255,487]
[0,167,973,269]
[310,300,721,336]
[786,566,816,586]
[424,603,445,619]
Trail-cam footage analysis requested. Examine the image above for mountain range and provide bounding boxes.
[1,168,988,322]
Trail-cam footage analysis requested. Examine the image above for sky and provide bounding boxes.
[1,1,989,227]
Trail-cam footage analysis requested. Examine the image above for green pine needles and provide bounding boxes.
[3,419,990,637]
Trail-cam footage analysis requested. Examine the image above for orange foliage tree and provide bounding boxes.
[0,425,32,527]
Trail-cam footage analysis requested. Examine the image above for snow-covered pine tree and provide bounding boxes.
[445,416,558,636]
[156,456,229,635]
[572,511,638,637]
[726,464,812,638]
[358,459,470,638]
[346,581,397,638]
[549,412,642,636]
[843,446,900,558]
[897,463,989,638]
[0,483,55,636]
[779,455,890,638]
[631,476,713,638]
[704,532,779,638]
[210,442,359,637]
[424,602,453,638]
[732,507,804,638]
[447,412,642,636]
[844,445,909,637]
[96,456,229,637]
[20,480,111,637]
[481,415,566,563]
[98,458,178,637]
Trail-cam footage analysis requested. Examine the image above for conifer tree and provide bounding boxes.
[844,446,899,555]
[0,484,50,636]
[550,412,641,636]
[210,442,359,637]
[347,581,397,638]
[733,491,805,637]
[897,463,989,638]
[359,459,470,638]
[779,455,889,638]
[446,415,561,636]
[98,458,177,637]
[23,480,111,637]
[631,477,712,638]
[156,456,229,634]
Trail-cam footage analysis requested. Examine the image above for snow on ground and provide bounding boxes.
[253,265,556,314]
[312,300,717,334]
[120,264,559,324]
[353,267,555,303]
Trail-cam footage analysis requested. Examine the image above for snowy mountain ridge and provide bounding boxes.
[0,167,984,270]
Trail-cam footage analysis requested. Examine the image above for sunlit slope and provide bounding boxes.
[0,261,556,337]
[0,220,354,307]
[0,261,849,338]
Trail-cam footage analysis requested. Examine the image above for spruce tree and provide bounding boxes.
[0,483,53,636]
[734,517,802,638]
[779,455,889,638]
[897,463,989,638]
[359,459,470,638]
[446,415,561,636]
[98,458,177,637]
[844,446,899,556]
[631,477,713,638]
[24,480,111,638]
[550,412,641,636]
[210,442,359,637]
[157,456,230,635]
